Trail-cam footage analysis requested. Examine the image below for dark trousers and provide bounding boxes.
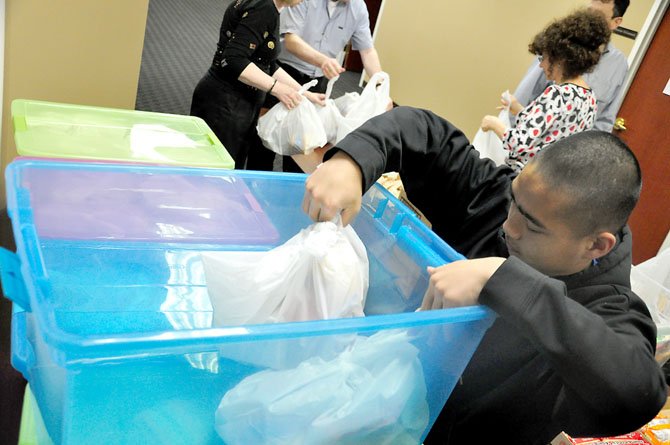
[246,61,328,172]
[190,69,265,169]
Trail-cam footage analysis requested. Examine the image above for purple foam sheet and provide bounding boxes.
[21,168,279,244]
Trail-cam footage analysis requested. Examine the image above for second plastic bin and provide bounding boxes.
[3,159,495,445]
[12,99,234,168]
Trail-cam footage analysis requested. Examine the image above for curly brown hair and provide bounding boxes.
[528,9,611,80]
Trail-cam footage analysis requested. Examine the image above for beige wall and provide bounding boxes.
[375,0,653,139]
[1,0,149,207]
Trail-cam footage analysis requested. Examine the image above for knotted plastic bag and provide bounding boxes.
[215,330,429,445]
[316,76,344,145]
[471,90,511,166]
[201,217,368,327]
[336,71,391,143]
[257,79,327,156]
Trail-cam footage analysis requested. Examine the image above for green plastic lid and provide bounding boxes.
[18,385,53,445]
[11,99,234,169]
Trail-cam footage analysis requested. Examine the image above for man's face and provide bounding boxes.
[589,0,623,30]
[502,165,595,277]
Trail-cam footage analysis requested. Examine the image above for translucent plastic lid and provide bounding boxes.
[12,99,234,169]
[13,160,278,244]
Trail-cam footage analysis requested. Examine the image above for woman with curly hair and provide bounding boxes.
[481,9,611,172]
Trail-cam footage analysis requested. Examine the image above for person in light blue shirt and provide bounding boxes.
[511,0,629,132]
[247,0,383,172]
[278,0,382,83]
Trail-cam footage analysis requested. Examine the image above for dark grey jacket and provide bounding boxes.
[331,106,667,444]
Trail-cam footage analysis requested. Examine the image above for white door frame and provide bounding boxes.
[621,0,670,97]
[359,0,386,87]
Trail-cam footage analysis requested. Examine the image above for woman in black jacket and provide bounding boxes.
[190,0,324,169]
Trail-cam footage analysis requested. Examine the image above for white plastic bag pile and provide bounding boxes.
[201,217,369,326]
[257,73,391,156]
[335,71,391,143]
[257,79,328,156]
[202,217,430,444]
[471,90,512,166]
[215,330,429,445]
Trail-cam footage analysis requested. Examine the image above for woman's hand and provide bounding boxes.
[481,115,501,132]
[304,91,326,107]
[500,93,524,115]
[271,82,303,110]
[481,115,507,140]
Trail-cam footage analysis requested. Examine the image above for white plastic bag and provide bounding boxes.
[316,76,344,145]
[631,249,670,325]
[257,80,327,156]
[471,90,511,166]
[201,217,369,327]
[336,71,391,143]
[333,91,360,117]
[215,330,429,445]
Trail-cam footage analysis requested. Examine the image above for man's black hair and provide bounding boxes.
[531,130,641,235]
[614,0,630,18]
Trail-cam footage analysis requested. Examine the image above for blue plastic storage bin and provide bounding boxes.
[1,159,495,445]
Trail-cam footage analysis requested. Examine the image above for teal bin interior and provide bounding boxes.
[2,159,495,445]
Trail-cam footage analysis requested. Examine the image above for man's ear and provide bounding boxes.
[611,17,623,30]
[584,232,617,260]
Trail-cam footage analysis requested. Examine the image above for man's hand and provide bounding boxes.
[302,151,363,225]
[320,57,346,79]
[420,258,506,310]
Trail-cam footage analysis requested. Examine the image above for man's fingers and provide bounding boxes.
[318,205,339,222]
[301,189,312,215]
[340,208,354,226]
[420,280,435,311]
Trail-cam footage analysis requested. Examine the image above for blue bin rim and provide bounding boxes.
[13,301,495,363]
[5,158,495,361]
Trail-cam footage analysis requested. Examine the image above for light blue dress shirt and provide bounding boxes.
[278,0,374,78]
[512,42,628,132]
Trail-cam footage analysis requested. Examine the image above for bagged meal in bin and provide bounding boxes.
[201,217,368,327]
[215,330,429,445]
[257,79,328,156]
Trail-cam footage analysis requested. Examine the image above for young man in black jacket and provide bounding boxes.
[302,106,667,444]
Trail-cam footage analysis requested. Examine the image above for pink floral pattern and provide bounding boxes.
[503,83,597,172]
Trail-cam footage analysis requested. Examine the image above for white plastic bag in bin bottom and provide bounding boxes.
[201,218,368,327]
[215,330,429,445]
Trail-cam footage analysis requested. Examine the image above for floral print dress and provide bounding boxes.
[503,83,597,172]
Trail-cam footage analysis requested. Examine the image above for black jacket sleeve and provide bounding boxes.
[482,256,667,436]
[221,4,272,79]
[330,106,515,258]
